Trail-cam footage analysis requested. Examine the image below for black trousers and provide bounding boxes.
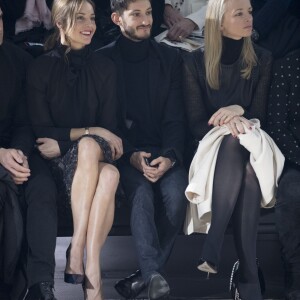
[23,152,57,287]
[276,165,300,292]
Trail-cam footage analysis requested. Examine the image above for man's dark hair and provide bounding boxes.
[110,0,151,14]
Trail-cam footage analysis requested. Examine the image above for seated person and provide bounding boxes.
[251,0,300,58]
[0,6,58,300]
[267,48,300,300]
[163,0,207,41]
[183,0,276,299]
[98,0,188,299]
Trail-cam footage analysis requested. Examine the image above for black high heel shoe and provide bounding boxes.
[197,258,218,274]
[64,243,85,284]
[197,258,218,279]
[229,261,242,300]
[229,259,265,300]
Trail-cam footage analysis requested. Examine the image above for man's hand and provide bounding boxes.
[12,156,30,184]
[164,4,184,28]
[166,18,197,41]
[143,156,173,183]
[36,138,61,159]
[130,151,152,172]
[0,148,31,184]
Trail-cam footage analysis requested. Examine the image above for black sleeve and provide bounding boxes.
[243,48,273,128]
[267,54,300,167]
[161,50,186,163]
[97,58,118,132]
[27,58,71,142]
[182,51,212,141]
[10,47,35,156]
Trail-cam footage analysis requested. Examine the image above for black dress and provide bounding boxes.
[27,45,118,198]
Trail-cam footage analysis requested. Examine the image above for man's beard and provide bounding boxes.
[124,25,152,41]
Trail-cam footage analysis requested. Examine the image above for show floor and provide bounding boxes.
[54,236,285,300]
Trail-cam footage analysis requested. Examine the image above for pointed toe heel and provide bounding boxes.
[197,259,218,278]
[64,243,85,284]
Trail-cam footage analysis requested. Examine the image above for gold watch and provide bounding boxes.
[84,127,90,135]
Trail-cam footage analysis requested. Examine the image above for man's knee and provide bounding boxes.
[131,184,155,210]
[25,175,57,207]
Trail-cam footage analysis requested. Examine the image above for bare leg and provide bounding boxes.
[65,137,103,275]
[84,162,119,300]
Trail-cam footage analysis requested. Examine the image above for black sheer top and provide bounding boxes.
[182,41,272,141]
[27,45,118,155]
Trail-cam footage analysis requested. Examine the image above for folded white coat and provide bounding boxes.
[184,119,285,235]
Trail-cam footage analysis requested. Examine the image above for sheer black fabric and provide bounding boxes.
[183,37,272,300]
[51,134,112,200]
[27,45,118,155]
[182,44,272,141]
[202,135,262,300]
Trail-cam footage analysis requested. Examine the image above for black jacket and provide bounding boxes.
[98,37,186,163]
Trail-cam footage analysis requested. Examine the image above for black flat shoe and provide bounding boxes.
[25,282,57,300]
[148,273,170,300]
[64,243,84,284]
[114,269,146,299]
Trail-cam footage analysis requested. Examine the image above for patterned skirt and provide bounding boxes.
[50,134,112,202]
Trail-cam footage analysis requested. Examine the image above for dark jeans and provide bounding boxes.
[24,153,57,287]
[276,166,300,292]
[118,149,188,282]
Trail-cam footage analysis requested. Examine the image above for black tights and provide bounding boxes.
[201,135,262,299]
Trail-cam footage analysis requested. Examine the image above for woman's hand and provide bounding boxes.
[225,116,253,137]
[36,138,61,159]
[91,127,123,160]
[208,105,245,127]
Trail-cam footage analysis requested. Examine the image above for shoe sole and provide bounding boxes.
[197,261,218,274]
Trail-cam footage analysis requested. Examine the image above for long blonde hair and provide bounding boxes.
[45,0,95,52]
[204,0,257,90]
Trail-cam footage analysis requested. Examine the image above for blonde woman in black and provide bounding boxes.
[183,0,272,298]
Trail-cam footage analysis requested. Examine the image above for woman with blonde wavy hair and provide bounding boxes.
[183,0,272,298]
[27,0,123,299]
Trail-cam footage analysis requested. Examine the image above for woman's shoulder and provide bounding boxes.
[274,48,300,66]
[91,51,115,67]
[27,48,62,81]
[29,48,61,68]
[182,49,204,72]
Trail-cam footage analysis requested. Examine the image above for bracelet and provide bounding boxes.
[84,127,90,135]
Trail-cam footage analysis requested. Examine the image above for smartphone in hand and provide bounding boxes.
[144,157,151,166]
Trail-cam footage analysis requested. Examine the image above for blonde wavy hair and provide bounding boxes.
[45,0,95,52]
[204,0,257,90]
